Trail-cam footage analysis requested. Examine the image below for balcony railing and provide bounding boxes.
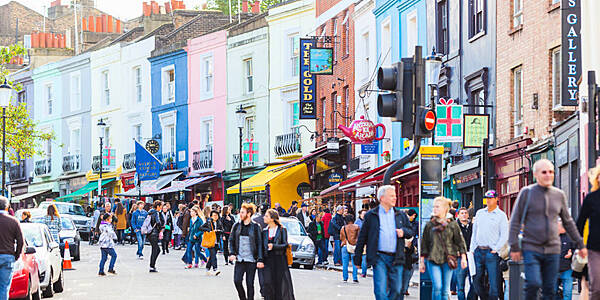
[157,152,176,171]
[274,128,302,159]
[62,154,81,174]
[123,153,136,171]
[9,161,26,182]
[92,155,112,173]
[193,145,213,171]
[34,158,51,177]
[232,154,255,169]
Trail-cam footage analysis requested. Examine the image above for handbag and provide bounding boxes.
[437,231,458,269]
[286,244,294,266]
[201,221,217,248]
[343,226,356,254]
[518,186,533,250]
[571,251,588,273]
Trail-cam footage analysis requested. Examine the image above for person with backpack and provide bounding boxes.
[340,214,360,283]
[98,213,118,276]
[132,201,148,260]
[145,200,164,273]
[201,210,221,276]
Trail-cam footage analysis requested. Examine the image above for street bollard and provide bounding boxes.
[420,266,432,300]
[508,259,524,300]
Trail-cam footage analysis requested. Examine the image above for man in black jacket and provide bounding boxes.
[228,203,264,300]
[456,207,476,300]
[328,205,345,266]
[354,185,413,300]
[296,202,311,228]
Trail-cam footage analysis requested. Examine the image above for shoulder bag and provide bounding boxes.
[283,228,293,266]
[343,226,356,254]
[202,221,217,248]
[437,230,458,269]
[518,186,533,250]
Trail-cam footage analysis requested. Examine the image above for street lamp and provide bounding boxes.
[0,79,13,196]
[235,105,247,209]
[425,49,443,144]
[97,118,107,202]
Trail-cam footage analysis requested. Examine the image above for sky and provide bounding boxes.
[0,0,207,21]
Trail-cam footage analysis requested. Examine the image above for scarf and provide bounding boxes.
[431,216,449,232]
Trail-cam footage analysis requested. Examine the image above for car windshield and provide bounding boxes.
[20,226,44,248]
[39,203,86,216]
[281,219,307,236]
[32,217,76,230]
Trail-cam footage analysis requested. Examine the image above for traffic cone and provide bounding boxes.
[63,241,73,270]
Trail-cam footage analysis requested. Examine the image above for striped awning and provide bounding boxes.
[151,175,217,194]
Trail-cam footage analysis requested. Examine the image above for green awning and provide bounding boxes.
[56,178,116,201]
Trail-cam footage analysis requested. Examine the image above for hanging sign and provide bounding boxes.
[328,173,343,186]
[102,148,116,171]
[309,48,333,75]
[299,38,317,119]
[243,139,259,164]
[361,141,378,154]
[561,0,581,106]
[419,146,444,228]
[463,114,490,148]
[435,98,463,143]
[327,137,340,154]
[338,116,385,144]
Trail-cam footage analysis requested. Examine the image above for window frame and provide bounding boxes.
[551,48,561,109]
[203,57,213,94]
[46,84,53,115]
[513,66,523,137]
[161,65,176,104]
[289,34,300,77]
[469,0,487,38]
[342,12,350,56]
[70,128,81,154]
[134,66,142,103]
[436,0,449,55]
[332,18,338,63]
[102,70,110,106]
[243,57,254,94]
[70,74,81,111]
[513,0,523,28]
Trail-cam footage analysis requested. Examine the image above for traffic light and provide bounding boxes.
[415,106,436,138]
[377,59,415,138]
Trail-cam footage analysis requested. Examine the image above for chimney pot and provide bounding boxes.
[143,2,151,16]
[107,15,113,33]
[88,16,95,32]
[252,1,260,14]
[96,16,102,33]
[164,2,171,13]
[116,20,122,33]
[102,15,108,32]
[242,0,248,13]
[31,32,39,48]
[151,1,160,14]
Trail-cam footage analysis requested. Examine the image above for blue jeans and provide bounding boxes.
[316,239,327,264]
[99,248,117,273]
[451,269,457,291]
[333,239,342,264]
[0,254,15,300]
[190,241,206,265]
[361,254,367,276]
[473,248,500,300]
[342,246,358,281]
[135,230,145,257]
[557,269,573,300]
[427,259,453,300]
[373,252,403,300]
[456,257,475,300]
[401,266,414,294]
[522,250,560,299]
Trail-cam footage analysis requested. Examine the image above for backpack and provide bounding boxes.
[141,214,154,235]
[176,211,185,228]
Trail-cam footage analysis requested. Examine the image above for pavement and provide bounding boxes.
[50,242,419,300]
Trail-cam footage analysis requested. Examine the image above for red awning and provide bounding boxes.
[319,183,341,197]
[338,161,394,191]
[357,165,419,188]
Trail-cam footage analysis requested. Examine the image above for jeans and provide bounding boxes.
[456,257,475,300]
[373,252,403,300]
[556,269,573,300]
[135,230,145,257]
[522,250,560,299]
[333,239,342,264]
[402,266,414,294]
[234,262,257,300]
[316,239,327,264]
[189,241,206,265]
[116,229,124,244]
[361,254,368,276]
[427,259,453,300]
[0,254,15,300]
[206,247,217,271]
[99,248,117,273]
[342,246,358,281]
[473,248,500,300]
[149,234,160,269]
[451,269,457,291]
[161,230,171,253]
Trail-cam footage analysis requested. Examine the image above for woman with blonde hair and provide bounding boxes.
[44,203,62,243]
[420,196,467,300]
[576,166,600,299]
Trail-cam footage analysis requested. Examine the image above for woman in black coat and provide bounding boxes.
[200,210,221,276]
[148,200,165,273]
[307,212,326,264]
[262,209,295,300]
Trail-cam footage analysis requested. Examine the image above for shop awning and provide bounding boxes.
[11,189,51,203]
[357,165,419,188]
[55,178,116,201]
[117,171,182,197]
[319,183,340,197]
[338,161,394,191]
[227,164,290,194]
[152,175,217,194]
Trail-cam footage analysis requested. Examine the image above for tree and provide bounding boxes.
[1,44,55,164]
[206,0,281,16]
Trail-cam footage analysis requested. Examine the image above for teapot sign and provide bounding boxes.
[338,116,386,144]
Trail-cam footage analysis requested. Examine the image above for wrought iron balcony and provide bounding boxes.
[92,155,100,173]
[9,161,26,182]
[123,153,136,171]
[34,158,51,177]
[62,154,80,174]
[157,152,176,171]
[274,128,301,159]
[193,145,213,171]
[232,154,255,169]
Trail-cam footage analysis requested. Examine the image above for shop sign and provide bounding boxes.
[454,171,480,185]
[562,0,581,106]
[435,98,463,143]
[328,173,343,186]
[463,114,489,148]
[28,182,58,193]
[171,181,186,190]
[309,47,333,75]
[102,148,116,171]
[135,141,161,181]
[299,38,317,119]
[68,176,88,191]
[361,141,378,154]
[419,146,444,226]
[327,137,340,154]
[338,115,385,144]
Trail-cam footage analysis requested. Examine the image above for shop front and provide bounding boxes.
[85,166,123,202]
[120,171,136,192]
[448,158,482,210]
[149,174,222,208]
[223,166,265,208]
[553,113,579,217]
[9,182,31,210]
[490,139,532,216]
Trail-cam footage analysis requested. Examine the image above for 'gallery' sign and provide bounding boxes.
[562,0,581,106]
[299,38,317,119]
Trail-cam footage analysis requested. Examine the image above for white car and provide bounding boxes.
[20,223,65,298]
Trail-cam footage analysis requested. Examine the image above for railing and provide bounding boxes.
[123,153,136,170]
[157,152,176,171]
[193,145,213,171]
[9,161,26,182]
[232,154,255,169]
[34,158,51,176]
[62,154,80,173]
[92,155,100,173]
[274,128,302,158]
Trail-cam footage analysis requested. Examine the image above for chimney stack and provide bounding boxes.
[242,0,248,13]
[252,1,260,14]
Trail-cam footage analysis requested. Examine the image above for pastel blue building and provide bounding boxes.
[149,48,189,173]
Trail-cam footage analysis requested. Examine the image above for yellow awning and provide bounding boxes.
[227,164,291,194]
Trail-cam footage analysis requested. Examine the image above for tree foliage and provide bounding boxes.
[206,0,281,16]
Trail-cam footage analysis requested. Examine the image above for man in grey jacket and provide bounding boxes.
[508,159,587,299]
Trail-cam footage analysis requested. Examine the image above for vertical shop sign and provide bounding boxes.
[299,38,317,119]
[562,0,581,106]
[419,146,444,230]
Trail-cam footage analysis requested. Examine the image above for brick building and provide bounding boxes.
[315,0,355,148]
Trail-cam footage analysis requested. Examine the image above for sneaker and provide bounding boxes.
[149,268,158,273]
[404,291,410,296]
[98,272,106,276]
[361,274,366,278]
[451,291,457,296]
[185,264,193,269]
[193,264,199,268]
[343,279,348,283]
[214,270,220,276]
[323,261,329,265]
[108,270,116,275]
[137,255,143,260]
[353,279,359,284]
[206,270,213,276]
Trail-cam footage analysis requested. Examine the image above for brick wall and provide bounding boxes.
[496,1,574,146]
[315,2,356,147]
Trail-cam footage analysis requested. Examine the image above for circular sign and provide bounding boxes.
[424,110,436,131]
[145,140,160,154]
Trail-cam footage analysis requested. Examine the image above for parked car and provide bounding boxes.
[280,217,315,269]
[9,244,41,300]
[14,208,46,221]
[37,202,92,240]
[32,217,81,261]
[20,223,65,298]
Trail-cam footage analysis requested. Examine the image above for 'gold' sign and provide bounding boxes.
[299,38,316,119]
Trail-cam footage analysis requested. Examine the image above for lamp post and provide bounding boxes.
[425,49,443,144]
[97,118,106,202]
[235,105,247,209]
[0,80,13,196]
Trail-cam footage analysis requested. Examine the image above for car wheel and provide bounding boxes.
[42,270,54,298]
[305,264,314,270]
[52,269,64,293]
[74,248,80,261]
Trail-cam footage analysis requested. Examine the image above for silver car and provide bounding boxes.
[38,202,92,240]
[280,217,315,269]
